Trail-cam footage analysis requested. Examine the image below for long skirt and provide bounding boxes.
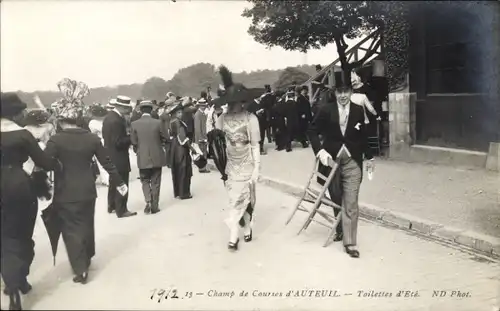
[1,169,38,291]
[170,143,192,198]
[224,180,256,241]
[58,199,96,275]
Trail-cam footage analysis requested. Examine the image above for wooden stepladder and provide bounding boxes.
[285,157,342,247]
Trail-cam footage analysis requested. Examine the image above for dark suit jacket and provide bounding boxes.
[296,94,313,124]
[45,128,124,203]
[102,111,131,172]
[307,101,373,170]
[130,114,167,169]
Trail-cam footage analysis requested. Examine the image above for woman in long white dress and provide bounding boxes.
[215,66,261,251]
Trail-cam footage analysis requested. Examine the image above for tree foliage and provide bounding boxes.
[242,1,409,73]
[273,67,311,91]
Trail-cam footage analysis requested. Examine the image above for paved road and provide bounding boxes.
[260,143,500,238]
[2,168,498,310]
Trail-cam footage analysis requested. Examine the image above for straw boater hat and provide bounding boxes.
[114,95,133,108]
[196,98,208,106]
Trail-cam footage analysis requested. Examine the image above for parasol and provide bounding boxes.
[41,203,62,266]
[207,128,228,183]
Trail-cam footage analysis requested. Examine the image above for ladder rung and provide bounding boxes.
[314,172,328,181]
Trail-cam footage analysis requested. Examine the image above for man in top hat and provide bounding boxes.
[102,95,137,218]
[193,97,210,173]
[307,70,374,259]
[130,100,167,214]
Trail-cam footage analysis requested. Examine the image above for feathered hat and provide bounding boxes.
[218,65,255,105]
[54,78,90,122]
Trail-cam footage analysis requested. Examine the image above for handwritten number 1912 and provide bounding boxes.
[150,288,180,302]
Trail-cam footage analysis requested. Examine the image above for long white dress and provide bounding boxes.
[216,111,260,242]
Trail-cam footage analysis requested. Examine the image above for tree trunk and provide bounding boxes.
[333,34,350,72]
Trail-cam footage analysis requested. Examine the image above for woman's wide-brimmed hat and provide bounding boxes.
[218,65,259,105]
[166,103,184,115]
[90,104,108,117]
[1,92,28,117]
[23,109,51,125]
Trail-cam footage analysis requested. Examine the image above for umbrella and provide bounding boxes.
[207,128,228,183]
[41,203,62,266]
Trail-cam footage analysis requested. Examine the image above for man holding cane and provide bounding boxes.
[307,69,374,259]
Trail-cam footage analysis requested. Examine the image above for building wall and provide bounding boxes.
[405,3,498,152]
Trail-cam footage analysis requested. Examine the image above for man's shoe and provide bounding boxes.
[144,203,151,214]
[344,246,360,258]
[151,208,160,214]
[118,211,137,218]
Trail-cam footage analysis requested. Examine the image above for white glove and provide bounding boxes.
[117,184,128,196]
[317,149,333,167]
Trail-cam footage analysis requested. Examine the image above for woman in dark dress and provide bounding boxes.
[45,101,128,284]
[168,102,193,200]
[1,93,58,310]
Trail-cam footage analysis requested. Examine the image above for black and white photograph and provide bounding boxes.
[0,0,499,310]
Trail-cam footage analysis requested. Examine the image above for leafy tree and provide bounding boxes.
[242,1,409,74]
[141,77,169,100]
[273,67,310,91]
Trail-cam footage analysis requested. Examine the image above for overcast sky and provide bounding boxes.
[1,0,361,92]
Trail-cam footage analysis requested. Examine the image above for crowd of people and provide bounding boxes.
[1,65,379,310]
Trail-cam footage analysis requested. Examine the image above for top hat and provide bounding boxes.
[1,93,28,117]
[114,95,133,108]
[334,70,352,90]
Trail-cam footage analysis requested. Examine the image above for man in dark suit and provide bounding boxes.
[130,100,167,214]
[307,70,375,259]
[102,95,137,218]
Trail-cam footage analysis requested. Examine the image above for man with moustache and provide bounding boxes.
[307,70,374,258]
[102,95,137,218]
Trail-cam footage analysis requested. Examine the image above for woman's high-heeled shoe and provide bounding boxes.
[244,230,253,242]
[228,238,239,251]
[73,271,88,284]
[9,290,22,310]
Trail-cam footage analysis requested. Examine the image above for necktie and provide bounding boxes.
[340,106,348,135]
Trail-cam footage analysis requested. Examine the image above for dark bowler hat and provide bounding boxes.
[1,92,28,118]
[334,70,352,90]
